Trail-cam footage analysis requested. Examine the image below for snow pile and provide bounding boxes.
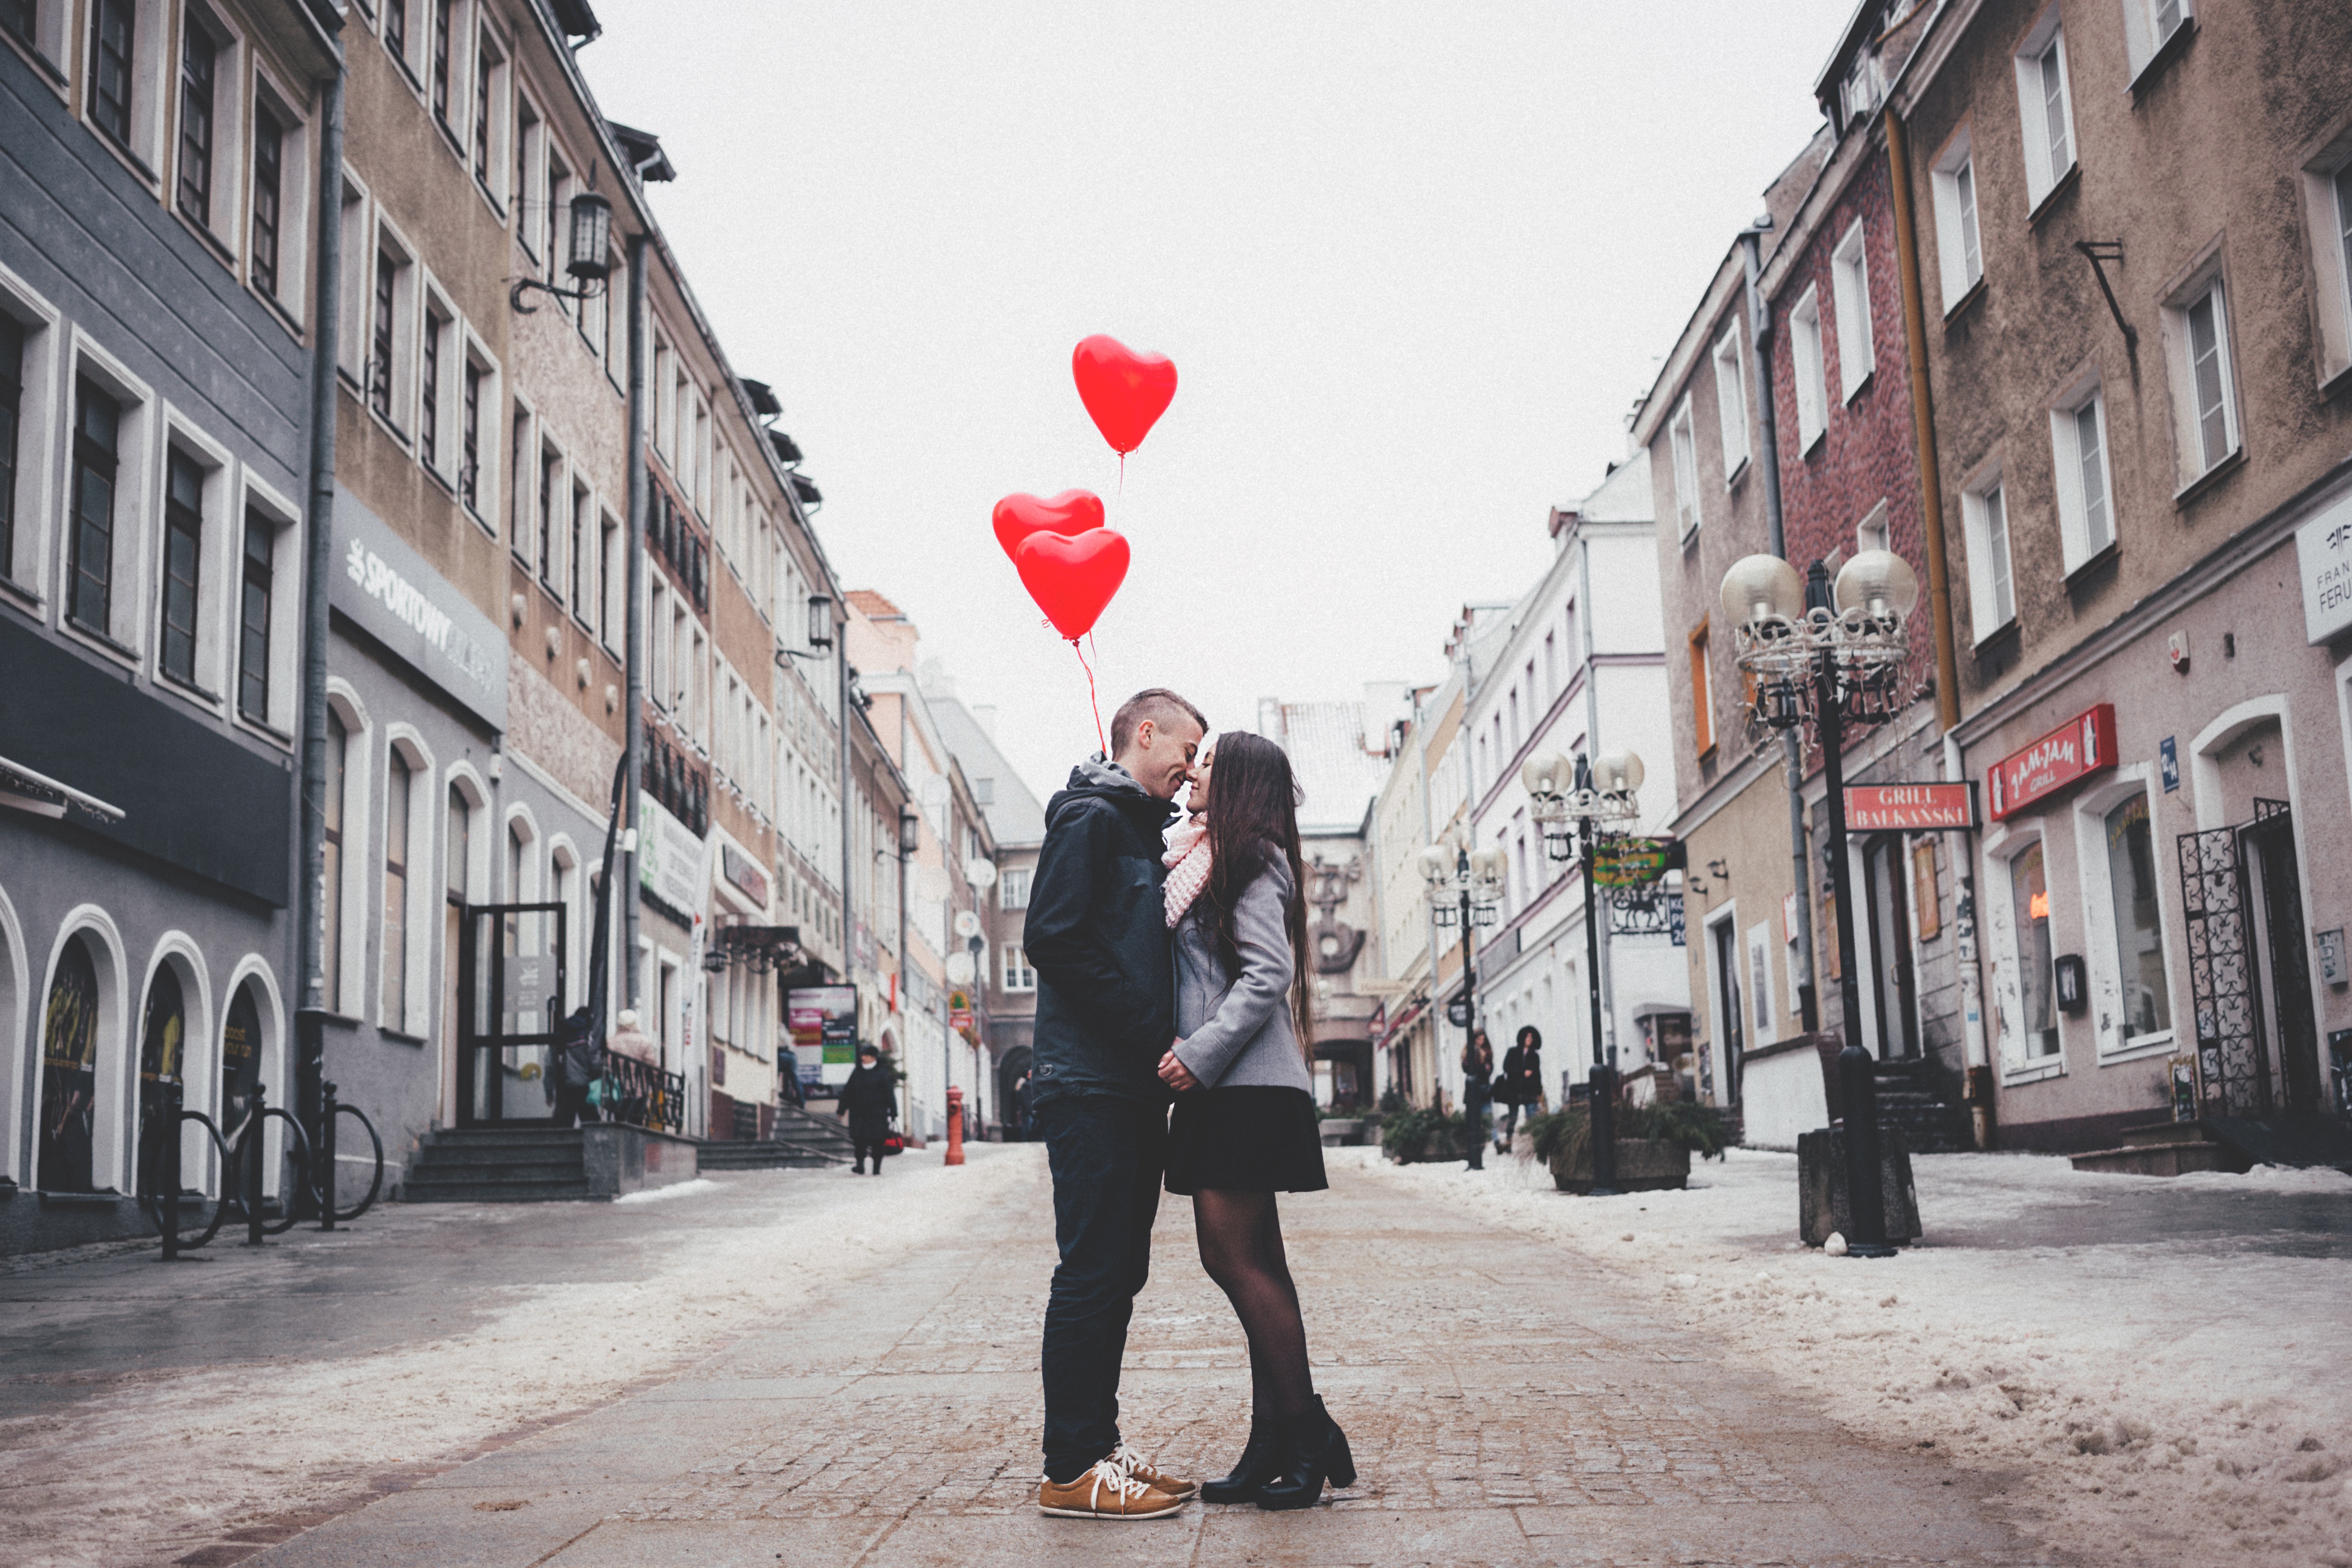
[0,1146,1037,1568]
[612,1176,722,1204]
[1361,1147,2352,1568]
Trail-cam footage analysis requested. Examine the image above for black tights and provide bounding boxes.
[1193,1189,1314,1424]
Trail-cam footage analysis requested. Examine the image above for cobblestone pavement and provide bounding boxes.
[222,1149,2048,1568]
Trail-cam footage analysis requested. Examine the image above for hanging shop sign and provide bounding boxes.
[2294,490,2352,646]
[1988,704,2116,821]
[638,798,705,914]
[1844,782,1977,831]
[787,984,859,1088]
[1593,837,1673,888]
[330,490,506,730]
[721,844,770,906]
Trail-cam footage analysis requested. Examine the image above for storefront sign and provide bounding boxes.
[638,798,705,914]
[787,984,859,1088]
[1593,837,1673,887]
[720,844,770,906]
[1988,704,2117,821]
[2294,490,2352,645]
[330,490,506,731]
[1844,782,1977,831]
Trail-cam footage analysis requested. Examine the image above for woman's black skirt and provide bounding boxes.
[1165,1085,1329,1195]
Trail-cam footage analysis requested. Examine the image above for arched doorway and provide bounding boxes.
[136,965,185,1198]
[221,981,262,1141]
[39,936,101,1192]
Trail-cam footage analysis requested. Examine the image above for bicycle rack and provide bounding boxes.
[146,1079,233,1259]
[149,1079,385,1260]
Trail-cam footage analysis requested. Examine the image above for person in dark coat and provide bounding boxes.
[552,1006,600,1128]
[1460,1030,1495,1171]
[1498,1025,1545,1143]
[838,1045,897,1174]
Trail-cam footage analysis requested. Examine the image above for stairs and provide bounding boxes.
[402,1128,594,1202]
[2070,1120,2250,1177]
[1871,1059,1972,1155]
[696,1105,855,1171]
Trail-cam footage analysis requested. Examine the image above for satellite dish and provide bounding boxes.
[964,857,997,890]
[945,951,976,985]
[955,909,983,940]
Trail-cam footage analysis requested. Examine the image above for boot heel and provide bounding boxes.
[1326,1430,1356,1490]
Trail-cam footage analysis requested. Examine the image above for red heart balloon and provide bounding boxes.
[991,489,1106,563]
[1014,528,1130,641]
[1072,335,1177,456]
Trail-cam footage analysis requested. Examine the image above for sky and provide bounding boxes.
[582,1,1856,805]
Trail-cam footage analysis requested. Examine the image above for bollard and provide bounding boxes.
[944,1086,965,1167]
[245,1081,267,1247]
[317,1081,339,1231]
[161,1078,183,1262]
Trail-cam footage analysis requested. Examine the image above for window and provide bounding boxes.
[1542,630,1558,701]
[1688,622,1713,756]
[323,709,346,1010]
[460,356,484,512]
[470,27,490,184]
[419,305,446,469]
[513,97,540,254]
[0,312,20,579]
[2297,143,2352,384]
[88,0,136,147]
[3,1,34,47]
[69,378,121,635]
[159,447,203,684]
[383,0,406,70]
[383,749,411,1029]
[1507,686,1521,754]
[1931,132,1983,309]
[2015,16,2076,208]
[2050,380,2115,568]
[2120,0,2192,79]
[1002,943,1036,993]
[1831,221,1873,400]
[430,0,453,127]
[998,866,1032,910]
[569,483,589,621]
[2102,794,2171,1047]
[2166,274,2239,484]
[2008,841,2059,1059]
[369,241,411,427]
[506,406,528,545]
[1667,394,1700,536]
[237,509,272,721]
[600,510,621,649]
[538,446,558,589]
[1790,285,1827,447]
[1711,325,1748,475]
[1856,499,1890,556]
[1961,471,2015,641]
[446,785,469,905]
[250,101,283,298]
[177,20,216,226]
[2336,156,2352,350]
[543,147,571,296]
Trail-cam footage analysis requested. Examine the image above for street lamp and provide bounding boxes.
[1419,840,1503,1147]
[1524,748,1645,1197]
[510,191,615,314]
[1720,549,1918,1259]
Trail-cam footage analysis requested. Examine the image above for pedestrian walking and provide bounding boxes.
[1024,689,1205,1520]
[838,1045,897,1174]
[1498,1026,1545,1143]
[552,1006,599,1128]
[1158,731,1353,1511]
[1012,1072,1033,1141]
[1461,1031,1495,1170]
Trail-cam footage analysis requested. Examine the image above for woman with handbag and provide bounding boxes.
[838,1045,897,1174]
[1156,731,1353,1510]
[1460,1031,1495,1170]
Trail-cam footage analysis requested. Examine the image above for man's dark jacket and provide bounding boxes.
[1023,759,1177,1109]
[838,1062,897,1138]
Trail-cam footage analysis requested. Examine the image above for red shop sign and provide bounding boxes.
[1845,782,1978,831]
[1988,704,2117,821]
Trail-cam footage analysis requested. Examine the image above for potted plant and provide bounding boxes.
[1527,1101,1727,1194]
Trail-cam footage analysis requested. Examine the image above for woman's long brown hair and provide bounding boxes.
[1201,730,1313,1059]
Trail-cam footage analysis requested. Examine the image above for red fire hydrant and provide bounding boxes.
[945,1085,965,1166]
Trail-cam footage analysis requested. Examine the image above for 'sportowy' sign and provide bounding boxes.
[329,490,506,730]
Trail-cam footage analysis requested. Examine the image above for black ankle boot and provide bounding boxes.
[1200,1421,1280,1503]
[1253,1397,1355,1510]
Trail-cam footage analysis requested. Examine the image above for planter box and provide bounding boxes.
[1795,1126,1921,1247]
[1319,1118,1369,1147]
[1549,1138,1690,1194]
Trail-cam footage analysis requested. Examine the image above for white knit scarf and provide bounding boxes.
[1163,815,1212,929]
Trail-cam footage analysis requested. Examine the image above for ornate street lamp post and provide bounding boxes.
[1419,841,1504,1152]
[1523,750,1644,1196]
[1719,549,1918,1258]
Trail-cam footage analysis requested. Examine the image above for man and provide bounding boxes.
[838,1044,897,1175]
[1023,689,1205,1520]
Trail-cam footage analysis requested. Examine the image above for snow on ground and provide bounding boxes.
[1361,1145,2352,1568]
[0,1144,1033,1568]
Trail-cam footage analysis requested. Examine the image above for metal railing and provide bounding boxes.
[601,1052,687,1135]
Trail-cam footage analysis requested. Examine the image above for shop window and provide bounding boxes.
[2102,793,2172,1046]
[221,980,260,1136]
[2009,841,2060,1059]
[383,748,413,1029]
[39,935,101,1193]
[135,963,184,1198]
[323,708,347,1010]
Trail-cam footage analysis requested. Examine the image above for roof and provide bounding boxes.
[1256,700,1392,836]
[925,693,1049,848]
[847,589,906,621]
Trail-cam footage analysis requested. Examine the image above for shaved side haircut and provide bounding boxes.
[1110,688,1207,756]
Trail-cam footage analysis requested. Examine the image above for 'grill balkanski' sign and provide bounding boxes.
[1845,783,1977,831]
[1988,704,2117,821]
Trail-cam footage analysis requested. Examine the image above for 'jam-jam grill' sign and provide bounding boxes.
[1988,704,2117,821]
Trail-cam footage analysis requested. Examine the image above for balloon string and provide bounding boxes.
[1073,637,1106,756]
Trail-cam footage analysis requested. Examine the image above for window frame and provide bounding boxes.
[2049,371,2117,572]
[2,0,72,78]
[1790,283,1828,450]
[1993,828,2065,1079]
[1688,620,1714,758]
[1001,942,1036,994]
[1710,322,1749,479]
[63,333,155,659]
[2013,9,2078,212]
[2161,264,2242,492]
[85,0,169,179]
[151,409,233,706]
[1960,461,2015,645]
[1930,128,1983,311]
[244,68,311,324]
[1830,220,1874,401]
[366,219,419,440]
[2120,0,2193,84]
[235,471,300,737]
[1667,392,1700,538]
[0,264,63,599]
[2295,132,2352,389]
[459,335,495,523]
[2072,772,2179,1064]
[997,865,1032,911]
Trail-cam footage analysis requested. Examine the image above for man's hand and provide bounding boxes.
[1157,1046,1200,1092]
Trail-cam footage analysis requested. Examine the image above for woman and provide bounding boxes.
[1498,1025,1546,1143]
[1156,731,1355,1510]
[1460,1030,1495,1170]
[838,1044,897,1175]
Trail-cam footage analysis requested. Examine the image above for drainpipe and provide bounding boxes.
[623,233,649,1008]
[1743,223,1820,1040]
[294,46,347,1150]
[1577,531,1617,1071]
[1887,105,1992,1146]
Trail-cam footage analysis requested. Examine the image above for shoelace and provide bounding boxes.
[1084,1458,1154,1509]
[1106,1443,1156,1480]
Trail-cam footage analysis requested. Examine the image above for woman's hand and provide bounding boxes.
[1158,1046,1201,1092]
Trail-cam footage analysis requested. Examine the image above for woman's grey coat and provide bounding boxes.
[1171,858,1312,1093]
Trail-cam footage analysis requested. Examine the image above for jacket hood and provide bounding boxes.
[1045,758,1176,835]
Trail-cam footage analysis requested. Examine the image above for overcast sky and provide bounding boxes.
[582,1,1854,806]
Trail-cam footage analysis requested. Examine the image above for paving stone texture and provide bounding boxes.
[231,1153,2046,1567]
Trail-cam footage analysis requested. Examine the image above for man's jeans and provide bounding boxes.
[1036,1094,1166,1484]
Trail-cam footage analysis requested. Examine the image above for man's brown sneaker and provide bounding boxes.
[1036,1458,1187,1520]
[1109,1442,1197,1499]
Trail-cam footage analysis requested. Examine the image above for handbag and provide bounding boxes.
[881,1131,906,1157]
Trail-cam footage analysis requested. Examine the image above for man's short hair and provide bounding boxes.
[1111,688,1207,756]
